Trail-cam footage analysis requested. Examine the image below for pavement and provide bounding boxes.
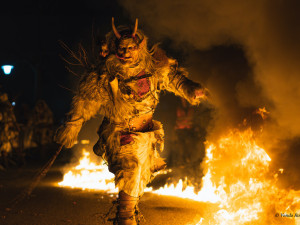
[0,151,215,225]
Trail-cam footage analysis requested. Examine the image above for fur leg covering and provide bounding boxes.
[116,191,139,225]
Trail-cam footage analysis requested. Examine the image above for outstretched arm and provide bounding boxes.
[165,59,209,105]
[54,72,108,148]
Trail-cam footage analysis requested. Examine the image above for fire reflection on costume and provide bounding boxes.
[55,18,209,224]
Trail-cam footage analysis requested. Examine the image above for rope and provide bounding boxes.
[9,145,63,208]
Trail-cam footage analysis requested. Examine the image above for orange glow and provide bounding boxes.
[58,149,117,192]
[57,128,300,224]
[255,107,270,119]
[80,140,90,144]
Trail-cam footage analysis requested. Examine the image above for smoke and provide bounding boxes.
[119,0,300,134]
[118,0,300,185]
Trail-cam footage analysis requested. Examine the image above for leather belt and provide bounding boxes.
[128,113,153,132]
[110,112,154,132]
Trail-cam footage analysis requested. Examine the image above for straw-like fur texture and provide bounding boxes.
[106,120,164,197]
[55,30,205,197]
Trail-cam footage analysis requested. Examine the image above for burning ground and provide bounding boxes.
[56,121,300,224]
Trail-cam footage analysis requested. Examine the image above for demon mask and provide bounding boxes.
[112,18,141,65]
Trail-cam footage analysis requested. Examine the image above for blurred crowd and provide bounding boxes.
[0,92,54,170]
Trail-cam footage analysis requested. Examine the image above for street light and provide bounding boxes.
[1,65,14,75]
[1,61,38,102]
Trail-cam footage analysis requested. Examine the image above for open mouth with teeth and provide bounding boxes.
[116,54,134,63]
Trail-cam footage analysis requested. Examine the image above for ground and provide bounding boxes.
[0,149,213,225]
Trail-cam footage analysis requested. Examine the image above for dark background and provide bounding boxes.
[0,0,127,120]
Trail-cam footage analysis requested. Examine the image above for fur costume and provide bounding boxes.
[55,23,207,198]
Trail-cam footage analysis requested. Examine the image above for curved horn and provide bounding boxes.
[112,17,121,39]
[132,18,138,37]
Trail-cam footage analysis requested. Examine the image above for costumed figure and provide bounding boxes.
[170,97,207,191]
[55,18,209,225]
[174,97,196,164]
[0,92,19,168]
[169,97,197,167]
[99,40,110,59]
[28,100,54,148]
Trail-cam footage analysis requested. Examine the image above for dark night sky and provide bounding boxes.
[0,0,128,120]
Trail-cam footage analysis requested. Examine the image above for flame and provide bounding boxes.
[279,168,284,174]
[58,148,117,193]
[255,107,270,119]
[194,128,300,225]
[80,139,90,144]
[57,128,300,225]
[148,145,221,203]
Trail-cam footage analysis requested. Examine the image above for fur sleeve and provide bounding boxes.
[54,72,109,148]
[164,59,204,105]
[68,71,109,122]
